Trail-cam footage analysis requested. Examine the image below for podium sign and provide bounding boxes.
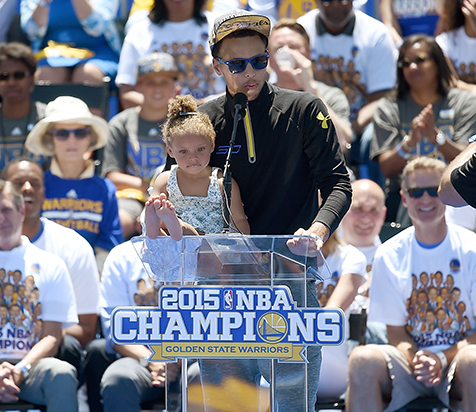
[112,235,344,412]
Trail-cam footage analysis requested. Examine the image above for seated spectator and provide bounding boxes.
[341,179,387,267]
[116,0,224,109]
[371,34,476,225]
[347,156,476,412]
[0,179,78,411]
[0,42,47,170]
[436,0,476,96]
[380,0,441,47]
[20,0,121,86]
[2,157,100,380]
[316,231,367,400]
[24,96,123,269]
[298,0,396,187]
[341,178,388,344]
[102,52,180,239]
[267,18,352,153]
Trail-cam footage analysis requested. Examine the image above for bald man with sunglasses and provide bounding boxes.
[347,156,476,412]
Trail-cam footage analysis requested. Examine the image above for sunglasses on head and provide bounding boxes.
[215,53,269,74]
[52,127,91,140]
[406,186,439,199]
[0,70,28,82]
[398,54,431,69]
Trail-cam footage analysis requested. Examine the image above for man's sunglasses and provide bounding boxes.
[52,127,91,140]
[215,53,269,74]
[0,70,28,82]
[406,186,439,199]
[398,55,431,69]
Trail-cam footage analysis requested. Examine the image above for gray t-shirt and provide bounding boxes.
[268,73,351,127]
[102,107,168,182]
[371,88,476,194]
[0,101,47,170]
[315,80,351,128]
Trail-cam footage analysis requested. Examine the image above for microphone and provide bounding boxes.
[233,92,247,120]
[222,93,247,232]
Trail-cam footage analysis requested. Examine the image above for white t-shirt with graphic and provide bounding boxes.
[100,240,160,353]
[317,243,366,399]
[436,27,476,86]
[369,224,476,352]
[298,9,397,121]
[33,218,99,315]
[116,13,225,100]
[0,237,78,360]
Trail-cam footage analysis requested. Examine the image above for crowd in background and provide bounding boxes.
[2,0,476,411]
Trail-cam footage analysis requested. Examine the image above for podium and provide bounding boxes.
[111,234,344,412]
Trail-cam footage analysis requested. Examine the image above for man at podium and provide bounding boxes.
[182,9,353,411]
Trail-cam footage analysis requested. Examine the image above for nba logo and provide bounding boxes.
[224,290,233,310]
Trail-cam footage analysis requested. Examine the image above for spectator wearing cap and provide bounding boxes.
[177,9,351,412]
[24,96,123,270]
[101,52,181,239]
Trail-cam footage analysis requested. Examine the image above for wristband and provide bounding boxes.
[435,351,448,371]
[402,135,414,153]
[435,130,446,147]
[15,360,32,379]
[139,354,150,368]
[396,142,411,159]
[38,0,51,7]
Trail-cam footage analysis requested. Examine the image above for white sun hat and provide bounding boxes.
[25,96,109,156]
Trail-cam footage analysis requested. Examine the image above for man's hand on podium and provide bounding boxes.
[286,222,328,256]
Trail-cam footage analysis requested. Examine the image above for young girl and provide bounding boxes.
[145,95,250,236]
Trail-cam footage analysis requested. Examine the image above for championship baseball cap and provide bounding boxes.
[209,9,271,54]
[136,52,179,81]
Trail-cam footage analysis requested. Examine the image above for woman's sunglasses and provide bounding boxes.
[398,55,431,69]
[406,186,439,199]
[215,53,269,74]
[0,70,28,82]
[52,127,91,140]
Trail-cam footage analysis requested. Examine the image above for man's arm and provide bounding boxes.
[439,142,476,207]
[352,90,392,136]
[106,170,150,193]
[326,272,364,311]
[288,98,352,254]
[119,84,143,109]
[0,322,62,401]
[113,344,170,387]
[379,0,403,46]
[387,325,419,365]
[63,313,97,348]
[8,321,64,387]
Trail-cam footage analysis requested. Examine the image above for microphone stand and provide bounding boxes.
[222,105,243,233]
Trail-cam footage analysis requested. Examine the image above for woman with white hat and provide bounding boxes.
[25,96,123,263]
